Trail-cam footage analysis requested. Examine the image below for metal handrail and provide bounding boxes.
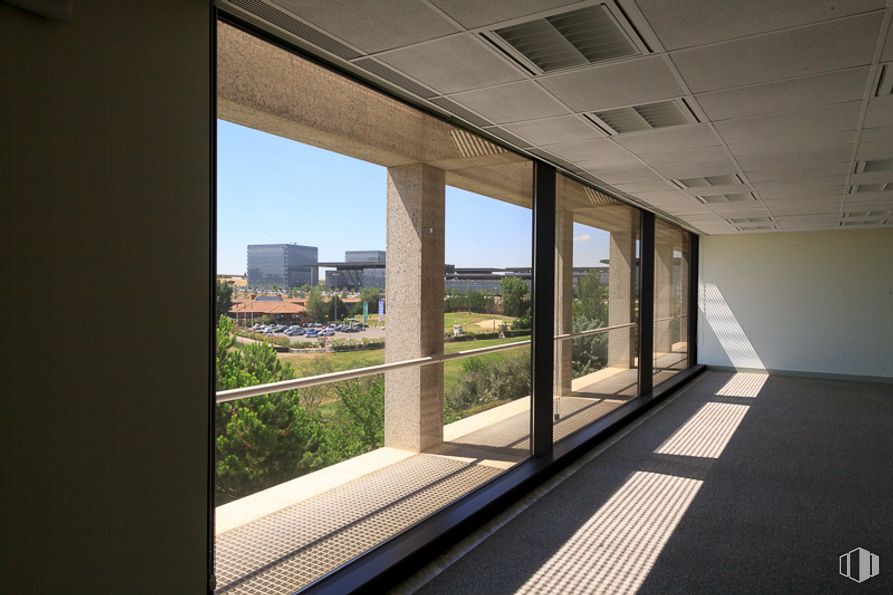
[216,338,531,404]
[553,321,636,342]
[218,318,649,403]
[653,314,688,323]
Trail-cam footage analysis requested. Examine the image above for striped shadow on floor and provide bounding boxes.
[399,371,893,594]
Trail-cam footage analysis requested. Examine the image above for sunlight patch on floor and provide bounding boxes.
[716,372,769,398]
[516,471,702,595]
[655,402,750,459]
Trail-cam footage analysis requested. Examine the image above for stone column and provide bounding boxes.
[608,224,636,368]
[384,163,445,452]
[654,242,674,357]
[554,208,574,398]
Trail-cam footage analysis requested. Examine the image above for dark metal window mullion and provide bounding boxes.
[638,211,655,396]
[531,162,556,457]
[687,233,699,368]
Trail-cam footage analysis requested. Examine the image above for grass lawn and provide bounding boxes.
[343,311,517,333]
[278,334,530,393]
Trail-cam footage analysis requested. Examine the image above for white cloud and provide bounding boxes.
[574,233,592,242]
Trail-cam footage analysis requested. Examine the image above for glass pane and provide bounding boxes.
[553,174,640,444]
[653,219,690,386]
[215,21,534,593]
[439,180,532,467]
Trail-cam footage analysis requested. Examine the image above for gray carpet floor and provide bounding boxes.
[401,371,893,594]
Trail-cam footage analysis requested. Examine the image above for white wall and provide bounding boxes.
[1,2,210,592]
[698,229,893,379]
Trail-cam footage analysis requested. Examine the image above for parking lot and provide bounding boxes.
[250,323,385,343]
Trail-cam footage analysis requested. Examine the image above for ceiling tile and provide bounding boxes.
[377,35,523,93]
[695,68,869,121]
[864,97,893,128]
[429,0,576,29]
[727,132,857,157]
[744,162,854,181]
[764,201,841,215]
[653,158,739,179]
[538,56,684,112]
[546,138,639,168]
[671,14,882,92]
[748,175,849,189]
[637,0,883,51]
[738,145,856,171]
[504,115,605,146]
[884,19,893,61]
[592,166,665,185]
[856,141,893,161]
[758,187,845,200]
[638,146,729,168]
[753,181,847,193]
[614,123,721,154]
[715,102,862,144]
[860,126,893,143]
[449,81,568,123]
[613,179,677,193]
[844,192,893,207]
[272,0,458,52]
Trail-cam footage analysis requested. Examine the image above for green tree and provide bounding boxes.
[330,294,347,321]
[215,316,323,503]
[216,280,233,320]
[500,276,528,317]
[306,286,327,322]
[319,371,384,464]
[359,287,380,304]
[575,270,608,325]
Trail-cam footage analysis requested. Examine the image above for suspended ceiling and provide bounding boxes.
[219,0,893,235]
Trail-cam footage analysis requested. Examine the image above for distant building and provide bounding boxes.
[345,250,386,264]
[229,294,306,324]
[247,244,318,288]
[321,250,387,291]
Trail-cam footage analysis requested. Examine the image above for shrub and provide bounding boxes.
[445,353,531,422]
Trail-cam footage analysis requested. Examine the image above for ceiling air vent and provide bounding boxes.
[841,210,891,226]
[672,173,744,190]
[853,159,893,174]
[727,217,773,225]
[841,219,889,226]
[697,193,756,204]
[735,224,775,231]
[227,0,361,60]
[483,4,644,74]
[874,63,892,98]
[589,99,697,135]
[849,183,893,193]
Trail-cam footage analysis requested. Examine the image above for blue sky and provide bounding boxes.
[217,121,608,274]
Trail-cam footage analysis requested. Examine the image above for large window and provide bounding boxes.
[214,21,536,593]
[214,19,698,594]
[552,174,640,443]
[653,219,690,386]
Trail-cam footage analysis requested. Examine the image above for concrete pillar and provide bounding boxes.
[608,224,636,368]
[384,163,445,452]
[554,208,574,398]
[654,242,674,356]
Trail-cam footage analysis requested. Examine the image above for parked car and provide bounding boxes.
[322,329,335,337]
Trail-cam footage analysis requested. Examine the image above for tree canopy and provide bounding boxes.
[500,276,529,317]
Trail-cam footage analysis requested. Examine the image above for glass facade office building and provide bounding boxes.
[246,243,318,288]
